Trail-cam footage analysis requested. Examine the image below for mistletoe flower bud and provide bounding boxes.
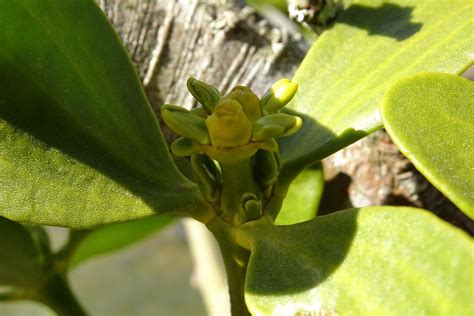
[170,137,200,157]
[161,104,210,144]
[187,77,221,113]
[235,192,263,225]
[252,113,302,141]
[261,78,298,113]
[205,99,252,147]
[223,86,261,121]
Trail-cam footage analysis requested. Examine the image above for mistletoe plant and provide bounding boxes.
[0,0,473,315]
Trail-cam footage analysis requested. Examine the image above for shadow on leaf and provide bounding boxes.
[336,3,422,41]
[0,68,202,226]
[239,209,358,295]
[270,110,368,220]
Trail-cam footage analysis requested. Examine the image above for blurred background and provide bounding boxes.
[0,221,208,316]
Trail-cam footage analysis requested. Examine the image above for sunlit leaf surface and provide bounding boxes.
[0,1,211,228]
[382,73,474,218]
[279,0,473,182]
[238,207,474,315]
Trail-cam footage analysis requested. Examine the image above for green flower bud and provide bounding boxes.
[260,78,298,113]
[252,113,302,141]
[191,154,222,202]
[205,99,252,147]
[235,192,262,225]
[254,149,280,188]
[187,77,221,113]
[260,138,279,152]
[161,104,210,144]
[170,137,201,157]
[223,86,261,121]
[190,107,208,118]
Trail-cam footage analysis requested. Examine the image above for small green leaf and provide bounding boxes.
[279,0,473,182]
[238,207,474,315]
[0,216,47,288]
[274,163,324,225]
[69,215,174,269]
[382,73,474,218]
[0,1,212,227]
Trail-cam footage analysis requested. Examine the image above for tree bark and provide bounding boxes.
[97,0,308,115]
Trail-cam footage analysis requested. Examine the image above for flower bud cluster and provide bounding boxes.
[161,77,302,163]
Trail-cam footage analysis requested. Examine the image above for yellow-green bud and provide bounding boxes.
[260,78,298,113]
[252,113,302,141]
[223,86,261,121]
[191,154,222,202]
[161,104,210,144]
[187,77,221,113]
[254,150,280,188]
[170,137,200,157]
[205,99,252,147]
[235,192,262,225]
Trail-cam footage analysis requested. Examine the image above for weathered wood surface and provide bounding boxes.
[98,0,307,109]
[98,0,472,234]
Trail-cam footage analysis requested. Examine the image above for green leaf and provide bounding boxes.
[238,207,474,316]
[279,0,473,182]
[274,163,324,225]
[0,216,47,288]
[382,73,474,218]
[0,1,212,228]
[69,215,174,269]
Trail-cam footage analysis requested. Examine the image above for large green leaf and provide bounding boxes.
[0,1,212,228]
[278,0,473,182]
[0,216,47,288]
[69,215,174,269]
[237,207,474,315]
[274,163,324,225]
[382,73,474,218]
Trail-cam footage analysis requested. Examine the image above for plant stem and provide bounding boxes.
[34,273,86,316]
[207,217,251,316]
[219,157,261,221]
[220,248,250,316]
[55,230,90,274]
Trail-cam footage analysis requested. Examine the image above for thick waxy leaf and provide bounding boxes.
[0,217,46,288]
[0,1,211,227]
[382,73,474,218]
[238,207,474,315]
[274,163,324,225]
[69,215,174,269]
[279,0,473,182]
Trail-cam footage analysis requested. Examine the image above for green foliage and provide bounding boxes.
[238,207,474,315]
[0,217,47,288]
[0,0,211,228]
[382,73,474,218]
[69,215,174,268]
[274,163,324,225]
[279,0,473,182]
